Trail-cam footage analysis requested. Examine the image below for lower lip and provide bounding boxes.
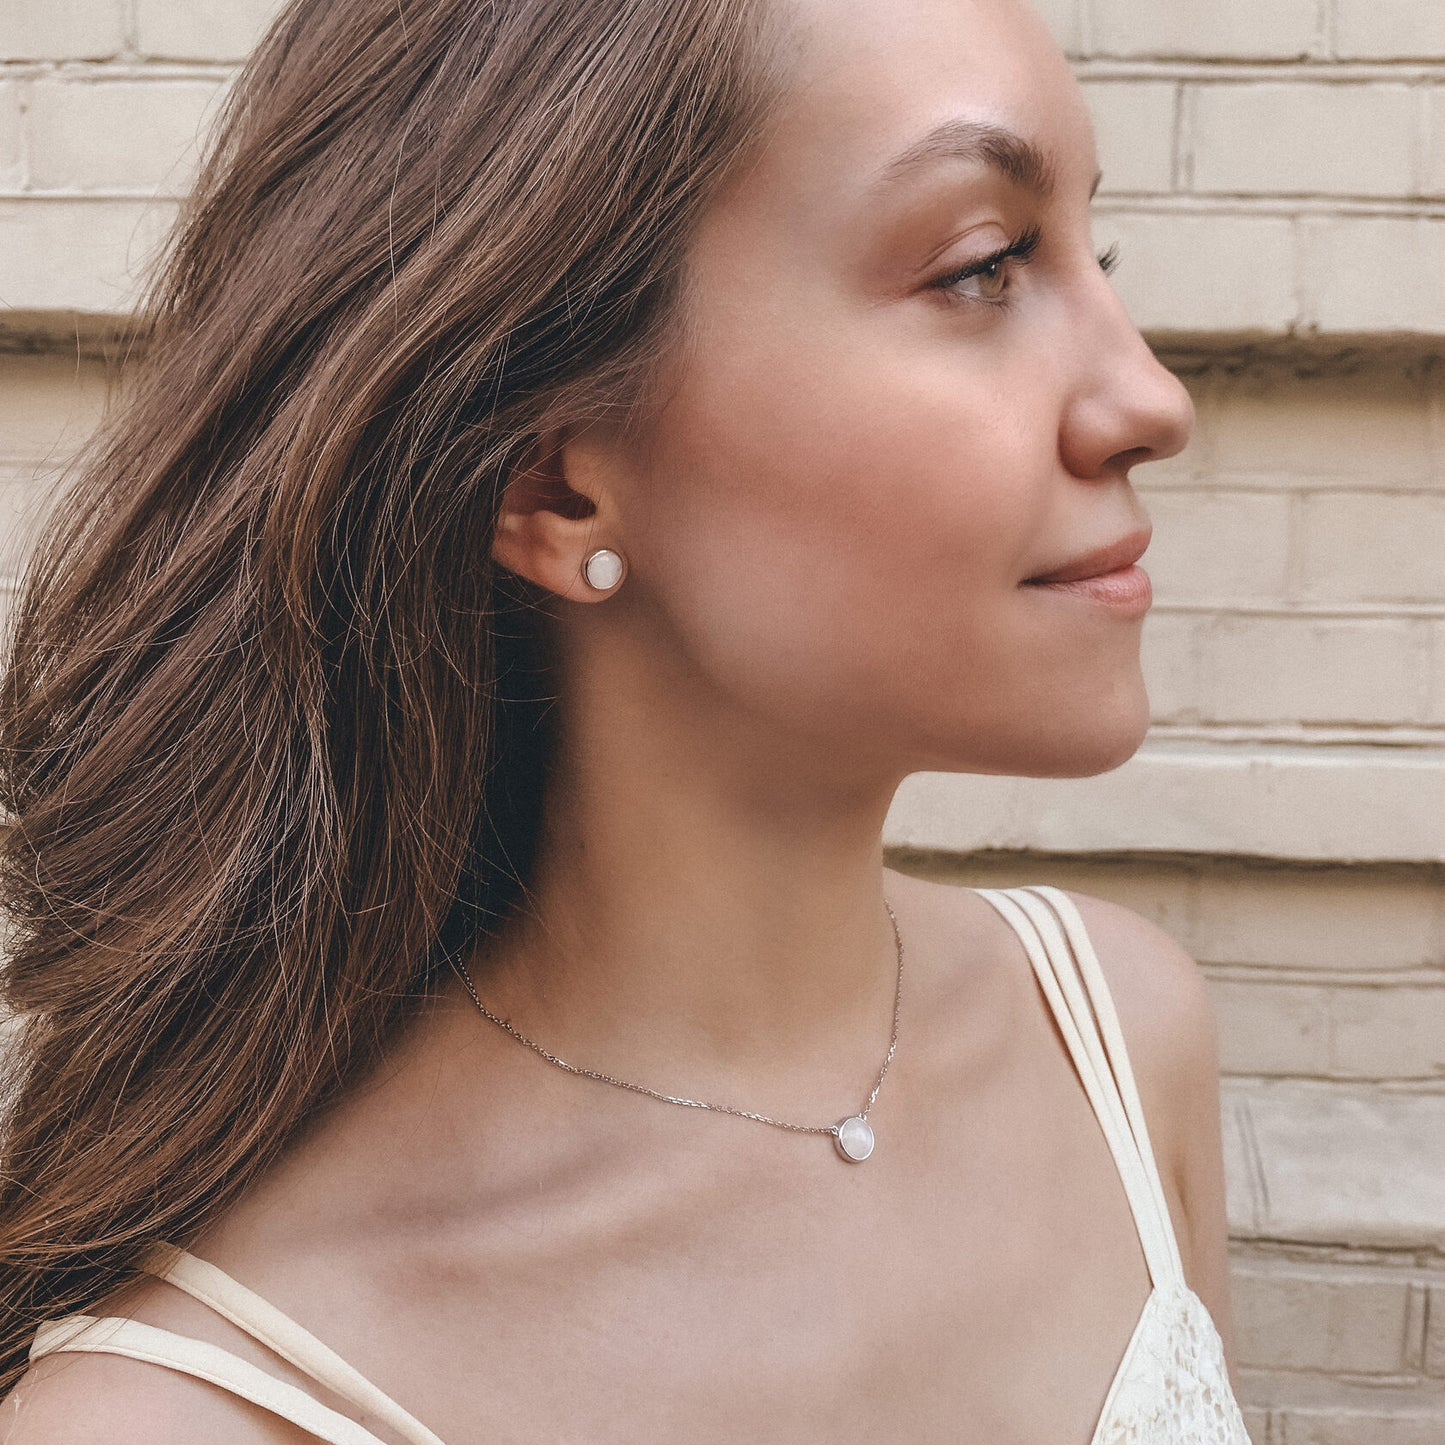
[1025,564,1153,615]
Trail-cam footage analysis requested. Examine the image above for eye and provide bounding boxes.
[933,226,1043,309]
[955,255,1012,305]
[931,230,1125,310]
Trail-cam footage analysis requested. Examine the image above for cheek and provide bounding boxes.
[629,317,1058,734]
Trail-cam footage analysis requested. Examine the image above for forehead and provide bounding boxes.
[742,0,1094,214]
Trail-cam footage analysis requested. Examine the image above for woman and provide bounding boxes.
[0,0,1249,1439]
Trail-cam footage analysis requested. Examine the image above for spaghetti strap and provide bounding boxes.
[138,1247,446,1445]
[27,1249,446,1445]
[28,1314,392,1445]
[1021,886,1186,1283]
[973,886,1184,1290]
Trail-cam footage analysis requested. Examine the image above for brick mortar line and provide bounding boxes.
[1149,725,1445,746]
[1230,1245,1445,1273]
[1152,603,1445,620]
[1244,1364,1441,1385]
[1243,1367,1445,1391]
[0,190,190,204]
[0,60,237,79]
[7,58,1445,83]
[1073,60,1445,82]
[1226,1079,1445,1097]
[1231,1229,1445,1259]
[1202,964,1445,987]
[928,848,1445,877]
[1145,482,1445,498]
[1096,196,1445,218]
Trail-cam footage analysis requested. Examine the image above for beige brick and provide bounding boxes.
[0,0,125,60]
[942,857,1199,941]
[1216,973,1445,1082]
[1431,624,1445,726]
[1029,0,1081,54]
[1197,616,1429,726]
[887,743,1445,863]
[0,196,178,314]
[1091,0,1323,60]
[1335,0,1445,60]
[0,81,23,192]
[1141,611,1202,723]
[1301,215,1445,334]
[26,78,229,197]
[1082,81,1177,194]
[134,0,286,62]
[1331,981,1445,1080]
[1233,1260,1418,1374]
[0,354,113,464]
[1211,975,1332,1076]
[0,463,68,582]
[1190,82,1416,198]
[1093,210,1298,335]
[1270,1403,1445,1445]
[1426,88,1445,199]
[1298,493,1445,604]
[1191,868,1443,972]
[1226,1080,1445,1249]
[1138,490,1292,603]
[1200,366,1437,488]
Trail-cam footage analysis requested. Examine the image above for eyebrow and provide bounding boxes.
[869,118,1102,201]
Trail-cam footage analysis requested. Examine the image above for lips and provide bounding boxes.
[1024,527,1152,585]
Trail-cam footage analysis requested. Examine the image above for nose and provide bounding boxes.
[1057,284,1196,481]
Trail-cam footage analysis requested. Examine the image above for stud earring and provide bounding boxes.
[582,547,626,592]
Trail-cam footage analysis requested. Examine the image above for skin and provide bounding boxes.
[2,0,1238,1441]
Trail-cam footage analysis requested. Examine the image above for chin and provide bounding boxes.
[1044,698,1153,778]
[1040,734,1147,779]
[1005,680,1153,779]
[919,675,1153,779]
[934,713,1151,782]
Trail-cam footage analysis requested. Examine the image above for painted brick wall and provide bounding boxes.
[3,0,1445,338]
[2,2,1443,1439]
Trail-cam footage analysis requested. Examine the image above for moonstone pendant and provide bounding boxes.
[834,1114,875,1162]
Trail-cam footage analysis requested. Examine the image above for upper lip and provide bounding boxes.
[1025,527,1152,584]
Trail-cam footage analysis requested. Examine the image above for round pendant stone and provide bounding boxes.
[834,1114,875,1162]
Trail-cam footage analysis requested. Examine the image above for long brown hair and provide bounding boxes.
[0,0,787,1391]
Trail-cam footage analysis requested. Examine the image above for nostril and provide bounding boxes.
[1115,445,1157,470]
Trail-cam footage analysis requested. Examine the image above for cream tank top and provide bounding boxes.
[27,885,1253,1444]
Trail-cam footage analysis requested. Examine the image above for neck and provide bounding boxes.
[464,672,911,1119]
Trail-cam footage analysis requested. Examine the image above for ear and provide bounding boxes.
[490,427,624,603]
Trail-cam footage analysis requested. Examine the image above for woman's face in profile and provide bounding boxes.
[597,0,1197,785]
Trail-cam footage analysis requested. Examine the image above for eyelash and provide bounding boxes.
[932,228,1122,310]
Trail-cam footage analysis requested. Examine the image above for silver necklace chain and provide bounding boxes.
[454,898,904,1147]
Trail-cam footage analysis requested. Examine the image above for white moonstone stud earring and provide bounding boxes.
[583,547,625,592]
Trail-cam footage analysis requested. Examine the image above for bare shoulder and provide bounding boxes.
[1047,890,1222,1190]
[1,1326,314,1445]
[888,873,1222,1170]
[1053,888,1220,1097]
